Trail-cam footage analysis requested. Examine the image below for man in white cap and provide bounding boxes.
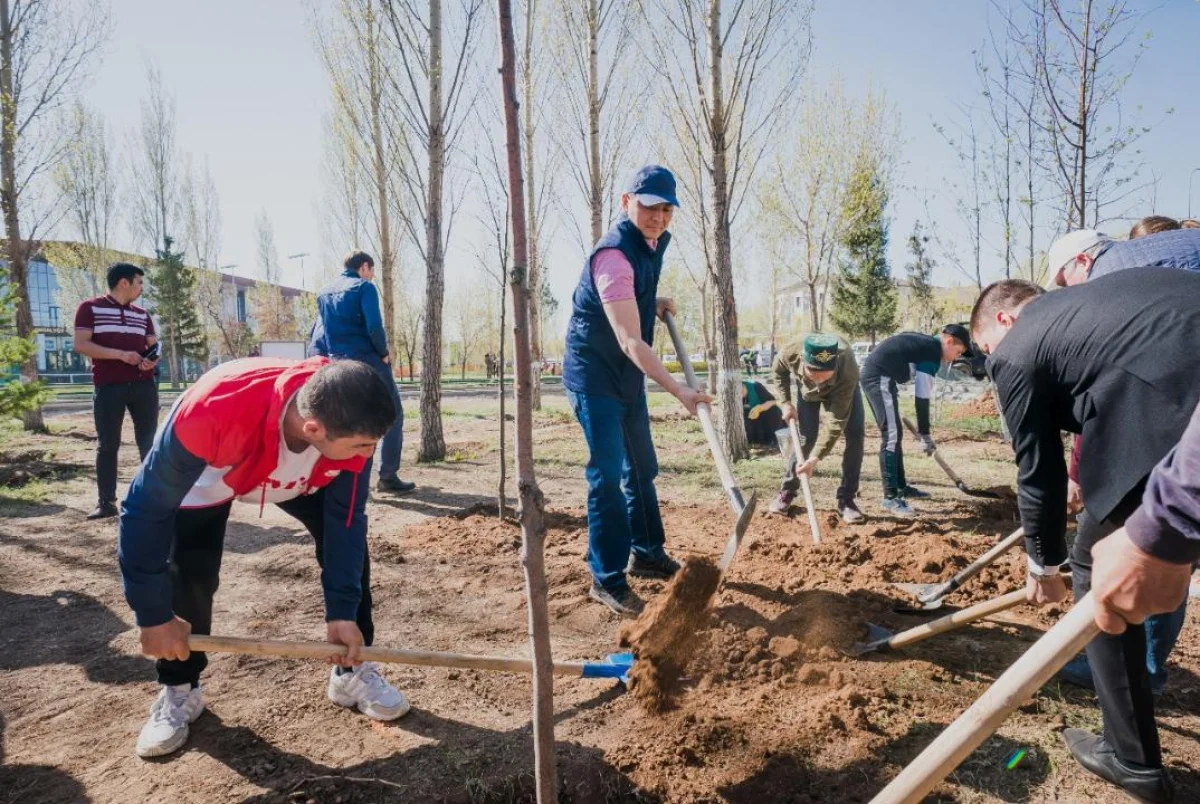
[1047,226,1200,288]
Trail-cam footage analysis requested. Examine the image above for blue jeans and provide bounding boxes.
[365,357,404,480]
[1145,598,1188,693]
[565,389,667,593]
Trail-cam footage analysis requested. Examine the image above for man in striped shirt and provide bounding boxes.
[73,263,160,520]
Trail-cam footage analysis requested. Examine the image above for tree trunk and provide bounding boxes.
[703,281,716,395]
[522,0,542,410]
[169,317,180,389]
[1073,1,1091,230]
[807,282,820,332]
[419,0,447,462]
[498,277,507,518]
[368,0,398,361]
[587,0,602,243]
[0,0,43,431]
[498,0,557,798]
[707,0,748,461]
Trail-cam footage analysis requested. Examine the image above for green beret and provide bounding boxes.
[803,334,840,370]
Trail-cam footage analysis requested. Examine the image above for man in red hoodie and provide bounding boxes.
[118,358,408,759]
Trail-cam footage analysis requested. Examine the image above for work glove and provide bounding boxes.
[918,434,937,456]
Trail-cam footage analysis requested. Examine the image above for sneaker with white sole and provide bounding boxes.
[136,683,205,758]
[880,497,916,518]
[838,500,866,524]
[327,662,410,721]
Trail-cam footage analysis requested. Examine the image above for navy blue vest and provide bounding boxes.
[563,217,669,400]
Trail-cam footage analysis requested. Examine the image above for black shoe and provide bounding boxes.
[900,485,931,499]
[627,553,682,580]
[588,584,645,617]
[1063,729,1174,803]
[87,501,119,520]
[377,477,416,495]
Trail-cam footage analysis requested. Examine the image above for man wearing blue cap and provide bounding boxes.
[562,165,712,616]
[769,333,866,523]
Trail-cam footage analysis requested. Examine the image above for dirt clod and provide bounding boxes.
[619,557,722,713]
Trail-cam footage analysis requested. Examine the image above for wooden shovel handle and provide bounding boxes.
[887,589,1027,650]
[925,527,1025,601]
[189,635,588,677]
[663,313,742,506]
[789,420,822,545]
[870,594,1100,803]
[901,416,964,486]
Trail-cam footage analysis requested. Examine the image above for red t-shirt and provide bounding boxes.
[73,295,157,386]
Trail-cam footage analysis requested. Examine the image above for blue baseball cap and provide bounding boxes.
[626,165,680,209]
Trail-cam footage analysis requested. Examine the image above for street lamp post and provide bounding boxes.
[287,252,310,291]
[1189,168,1200,219]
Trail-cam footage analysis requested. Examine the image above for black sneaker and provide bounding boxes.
[86,501,119,520]
[627,553,682,580]
[900,485,931,499]
[589,584,645,617]
[377,477,417,495]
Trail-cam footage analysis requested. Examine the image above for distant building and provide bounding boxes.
[2,242,311,384]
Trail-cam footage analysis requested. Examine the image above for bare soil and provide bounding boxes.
[2,402,1198,803]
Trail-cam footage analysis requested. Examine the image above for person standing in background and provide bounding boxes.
[73,263,161,520]
[310,250,415,495]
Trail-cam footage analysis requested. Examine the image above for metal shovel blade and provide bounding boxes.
[718,490,759,571]
[956,480,1002,499]
[891,582,949,612]
[848,622,896,656]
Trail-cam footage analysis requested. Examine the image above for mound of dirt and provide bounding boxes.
[946,391,1000,420]
[618,557,722,713]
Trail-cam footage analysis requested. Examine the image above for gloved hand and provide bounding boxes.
[918,434,937,456]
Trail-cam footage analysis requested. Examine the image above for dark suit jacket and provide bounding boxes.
[988,267,1200,567]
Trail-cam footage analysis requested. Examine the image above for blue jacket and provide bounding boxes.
[310,269,388,361]
[1091,229,1200,280]
[563,217,668,401]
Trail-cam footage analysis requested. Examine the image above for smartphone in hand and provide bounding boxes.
[140,343,160,361]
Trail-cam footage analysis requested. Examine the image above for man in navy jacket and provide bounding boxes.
[310,251,414,494]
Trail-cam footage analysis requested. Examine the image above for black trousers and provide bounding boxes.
[861,376,907,498]
[156,490,375,687]
[780,390,866,505]
[1073,499,1162,769]
[93,380,159,504]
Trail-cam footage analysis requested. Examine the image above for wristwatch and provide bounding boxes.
[1026,556,1063,581]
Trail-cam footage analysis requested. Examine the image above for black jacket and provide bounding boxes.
[988,267,1200,567]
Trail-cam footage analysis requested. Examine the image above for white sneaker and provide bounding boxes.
[327,662,410,721]
[136,683,205,758]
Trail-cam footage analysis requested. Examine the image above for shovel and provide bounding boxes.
[786,420,822,545]
[189,635,635,681]
[850,589,1027,657]
[901,416,1001,498]
[868,593,1099,803]
[663,312,758,569]
[892,526,1025,612]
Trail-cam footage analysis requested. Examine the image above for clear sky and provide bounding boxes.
[77,1,1200,306]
